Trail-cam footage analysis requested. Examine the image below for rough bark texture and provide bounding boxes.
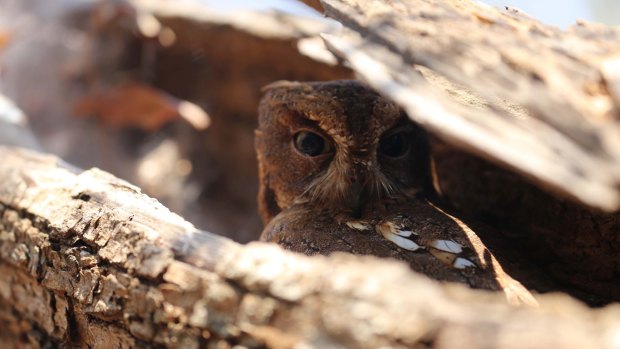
[3,1,620,347]
[319,0,620,305]
[1,145,620,349]
[321,0,620,211]
[431,141,620,305]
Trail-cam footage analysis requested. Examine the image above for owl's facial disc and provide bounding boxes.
[302,117,431,218]
[256,80,432,224]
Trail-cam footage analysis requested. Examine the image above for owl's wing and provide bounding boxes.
[261,200,539,306]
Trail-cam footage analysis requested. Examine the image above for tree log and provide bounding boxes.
[319,0,620,304]
[321,0,620,210]
[3,1,620,347]
[1,146,620,348]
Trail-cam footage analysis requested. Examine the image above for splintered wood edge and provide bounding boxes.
[0,145,619,348]
[320,0,620,210]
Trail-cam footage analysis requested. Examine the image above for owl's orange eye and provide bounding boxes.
[293,131,330,157]
[379,131,410,158]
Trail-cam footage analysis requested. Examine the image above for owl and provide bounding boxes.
[255,80,536,305]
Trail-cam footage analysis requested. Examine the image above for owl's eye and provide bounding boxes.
[379,131,410,158]
[293,131,330,157]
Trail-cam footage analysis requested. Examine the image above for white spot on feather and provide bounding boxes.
[453,257,476,269]
[377,221,416,237]
[346,221,370,231]
[395,229,415,237]
[376,222,420,251]
[431,240,463,254]
[384,234,420,251]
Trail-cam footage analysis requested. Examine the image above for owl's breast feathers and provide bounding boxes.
[260,199,537,306]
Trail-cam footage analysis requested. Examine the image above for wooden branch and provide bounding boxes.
[320,0,620,210]
[1,145,620,348]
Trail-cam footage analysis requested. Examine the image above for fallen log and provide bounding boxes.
[2,1,620,347]
[0,147,619,348]
[321,0,620,211]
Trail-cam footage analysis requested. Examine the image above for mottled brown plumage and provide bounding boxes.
[255,80,535,305]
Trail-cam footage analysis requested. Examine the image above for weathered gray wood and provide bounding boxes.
[321,0,620,210]
[1,145,620,348]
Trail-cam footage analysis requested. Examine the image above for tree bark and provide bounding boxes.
[3,1,620,347]
[319,0,620,304]
[321,0,620,211]
[1,145,620,348]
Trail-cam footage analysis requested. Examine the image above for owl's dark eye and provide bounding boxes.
[379,131,410,158]
[293,131,330,157]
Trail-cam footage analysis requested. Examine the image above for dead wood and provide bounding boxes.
[320,0,620,211]
[0,147,620,348]
[318,0,620,304]
[2,1,620,348]
[430,141,620,304]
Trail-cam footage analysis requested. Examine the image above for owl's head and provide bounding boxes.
[256,80,432,224]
